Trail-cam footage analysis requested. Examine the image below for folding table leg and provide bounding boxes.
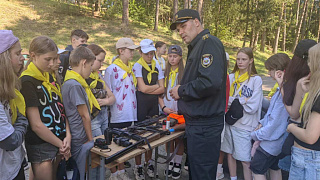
[99,156,105,180]
[165,143,171,180]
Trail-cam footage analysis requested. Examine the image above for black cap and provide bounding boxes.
[170,9,201,30]
[294,39,317,59]
[168,45,182,56]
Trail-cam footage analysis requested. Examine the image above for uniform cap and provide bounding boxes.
[170,9,201,30]
[168,45,182,56]
[140,39,156,53]
[116,38,139,50]
[294,39,317,59]
[0,30,19,54]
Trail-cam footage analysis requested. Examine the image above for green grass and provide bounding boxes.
[1,0,292,75]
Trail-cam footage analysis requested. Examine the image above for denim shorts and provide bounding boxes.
[250,146,280,174]
[91,106,108,137]
[289,146,320,180]
[25,142,58,163]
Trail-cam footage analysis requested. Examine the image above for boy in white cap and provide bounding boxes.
[132,39,165,180]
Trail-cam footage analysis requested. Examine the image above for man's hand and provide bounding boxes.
[169,85,181,100]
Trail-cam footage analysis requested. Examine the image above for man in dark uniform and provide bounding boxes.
[170,9,227,180]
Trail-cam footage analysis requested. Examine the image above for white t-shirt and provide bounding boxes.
[0,101,25,180]
[153,56,166,73]
[104,64,138,123]
[163,73,178,112]
[132,60,165,81]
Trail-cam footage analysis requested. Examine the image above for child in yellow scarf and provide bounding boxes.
[61,46,96,180]
[132,39,165,179]
[20,36,71,180]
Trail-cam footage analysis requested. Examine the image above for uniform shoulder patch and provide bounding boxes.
[201,54,213,68]
[202,34,209,40]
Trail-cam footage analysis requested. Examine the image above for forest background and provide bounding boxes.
[1,0,320,76]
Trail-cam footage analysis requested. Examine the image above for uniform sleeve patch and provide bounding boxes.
[201,54,213,68]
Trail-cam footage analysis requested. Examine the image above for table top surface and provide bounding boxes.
[91,130,185,168]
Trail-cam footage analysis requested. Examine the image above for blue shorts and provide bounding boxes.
[26,142,58,163]
[289,146,320,180]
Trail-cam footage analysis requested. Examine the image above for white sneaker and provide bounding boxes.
[216,167,224,180]
[133,166,145,180]
[109,173,119,180]
[146,164,155,178]
[172,163,182,179]
[118,170,131,180]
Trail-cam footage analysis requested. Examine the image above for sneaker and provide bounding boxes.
[172,163,182,179]
[163,162,174,177]
[216,172,224,180]
[118,170,131,180]
[124,161,131,168]
[184,157,189,171]
[146,164,155,178]
[216,167,224,180]
[109,173,119,180]
[134,166,145,180]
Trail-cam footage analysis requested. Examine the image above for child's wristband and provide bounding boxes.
[161,106,167,112]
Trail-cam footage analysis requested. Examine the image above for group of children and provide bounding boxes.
[0,29,185,180]
[217,39,320,180]
[1,28,320,180]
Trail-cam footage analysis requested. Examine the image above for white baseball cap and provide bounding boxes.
[140,39,156,53]
[58,48,69,55]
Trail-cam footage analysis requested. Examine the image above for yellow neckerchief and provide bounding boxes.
[165,67,179,88]
[300,93,309,114]
[21,62,62,100]
[230,71,249,97]
[50,72,61,92]
[268,83,279,98]
[89,71,106,89]
[9,89,26,124]
[64,70,100,113]
[137,57,158,84]
[113,58,137,86]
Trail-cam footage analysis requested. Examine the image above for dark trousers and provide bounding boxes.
[136,91,159,122]
[186,122,223,180]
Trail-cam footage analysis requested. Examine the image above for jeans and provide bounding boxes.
[289,146,320,180]
[91,106,108,137]
[90,106,108,180]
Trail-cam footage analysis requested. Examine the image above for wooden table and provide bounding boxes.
[88,130,185,180]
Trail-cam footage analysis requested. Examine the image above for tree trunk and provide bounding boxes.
[197,0,204,21]
[154,0,159,31]
[215,0,221,36]
[184,0,188,9]
[260,28,266,52]
[253,31,259,51]
[273,2,284,54]
[295,0,301,27]
[292,0,308,52]
[305,0,315,39]
[173,0,178,20]
[122,0,129,27]
[300,0,309,40]
[318,4,320,42]
[242,0,250,47]
[281,2,287,51]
